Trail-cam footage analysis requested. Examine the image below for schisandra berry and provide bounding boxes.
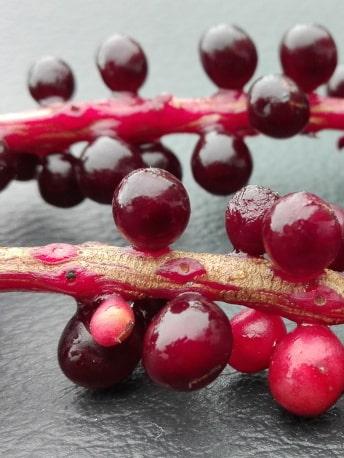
[248,74,310,138]
[0,144,15,191]
[280,24,337,93]
[37,153,84,208]
[225,185,279,256]
[27,56,75,105]
[113,168,190,251]
[263,192,341,281]
[191,133,252,195]
[199,24,257,89]
[96,34,148,93]
[139,143,182,180]
[327,65,344,98]
[58,313,143,389]
[329,204,344,272]
[13,153,39,181]
[76,136,143,204]
[142,293,232,391]
[269,325,344,417]
[89,295,135,347]
[229,309,286,373]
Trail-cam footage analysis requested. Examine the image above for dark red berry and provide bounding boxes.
[76,136,143,205]
[327,65,344,98]
[191,133,252,195]
[0,143,15,191]
[229,309,286,373]
[248,74,310,138]
[58,313,143,389]
[139,143,182,180]
[96,34,148,92]
[143,293,232,391]
[263,192,341,280]
[113,168,190,251]
[133,298,167,327]
[199,24,257,89]
[329,204,344,271]
[38,153,84,208]
[269,325,344,417]
[225,185,280,256]
[13,153,39,181]
[27,56,75,105]
[280,24,337,92]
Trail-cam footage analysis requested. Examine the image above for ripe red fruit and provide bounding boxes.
[269,325,344,417]
[229,309,287,373]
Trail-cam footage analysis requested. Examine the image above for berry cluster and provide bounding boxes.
[0,23,344,206]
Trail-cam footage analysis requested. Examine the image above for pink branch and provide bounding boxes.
[1,242,344,325]
[0,92,343,154]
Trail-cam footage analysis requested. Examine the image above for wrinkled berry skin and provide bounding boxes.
[269,325,344,417]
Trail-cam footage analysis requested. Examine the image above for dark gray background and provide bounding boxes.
[1,1,344,457]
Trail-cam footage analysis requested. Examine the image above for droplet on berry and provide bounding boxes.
[143,292,232,391]
[280,24,337,93]
[269,324,344,417]
[96,34,148,93]
[38,153,84,208]
[76,136,143,204]
[13,153,39,181]
[90,295,135,347]
[225,185,279,256]
[139,142,182,180]
[27,56,75,105]
[191,133,252,195]
[113,168,190,251]
[263,192,341,280]
[327,65,344,98]
[229,309,286,373]
[58,313,143,389]
[248,74,310,138]
[199,24,258,89]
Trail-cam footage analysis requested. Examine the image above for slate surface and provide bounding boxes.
[1,1,344,457]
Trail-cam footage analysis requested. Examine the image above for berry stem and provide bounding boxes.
[1,92,344,154]
[1,242,344,325]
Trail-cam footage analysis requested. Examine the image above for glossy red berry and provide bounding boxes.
[27,56,75,105]
[280,24,337,92]
[143,293,232,391]
[58,313,143,389]
[139,143,182,180]
[38,153,84,208]
[248,74,310,138]
[263,192,341,281]
[229,309,287,373]
[199,24,257,89]
[96,34,148,92]
[76,136,143,204]
[225,185,279,256]
[113,168,190,251]
[327,65,344,98]
[269,325,344,417]
[191,133,252,195]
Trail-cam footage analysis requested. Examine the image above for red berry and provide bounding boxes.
[199,24,258,89]
[143,293,232,391]
[263,192,341,280]
[229,309,286,373]
[139,142,182,180]
[327,65,344,98]
[280,24,337,92]
[113,168,190,251]
[13,153,39,181]
[96,34,148,93]
[191,133,252,195]
[329,204,344,271]
[27,56,75,105]
[76,136,143,204]
[269,325,344,417]
[225,185,279,256]
[248,74,310,138]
